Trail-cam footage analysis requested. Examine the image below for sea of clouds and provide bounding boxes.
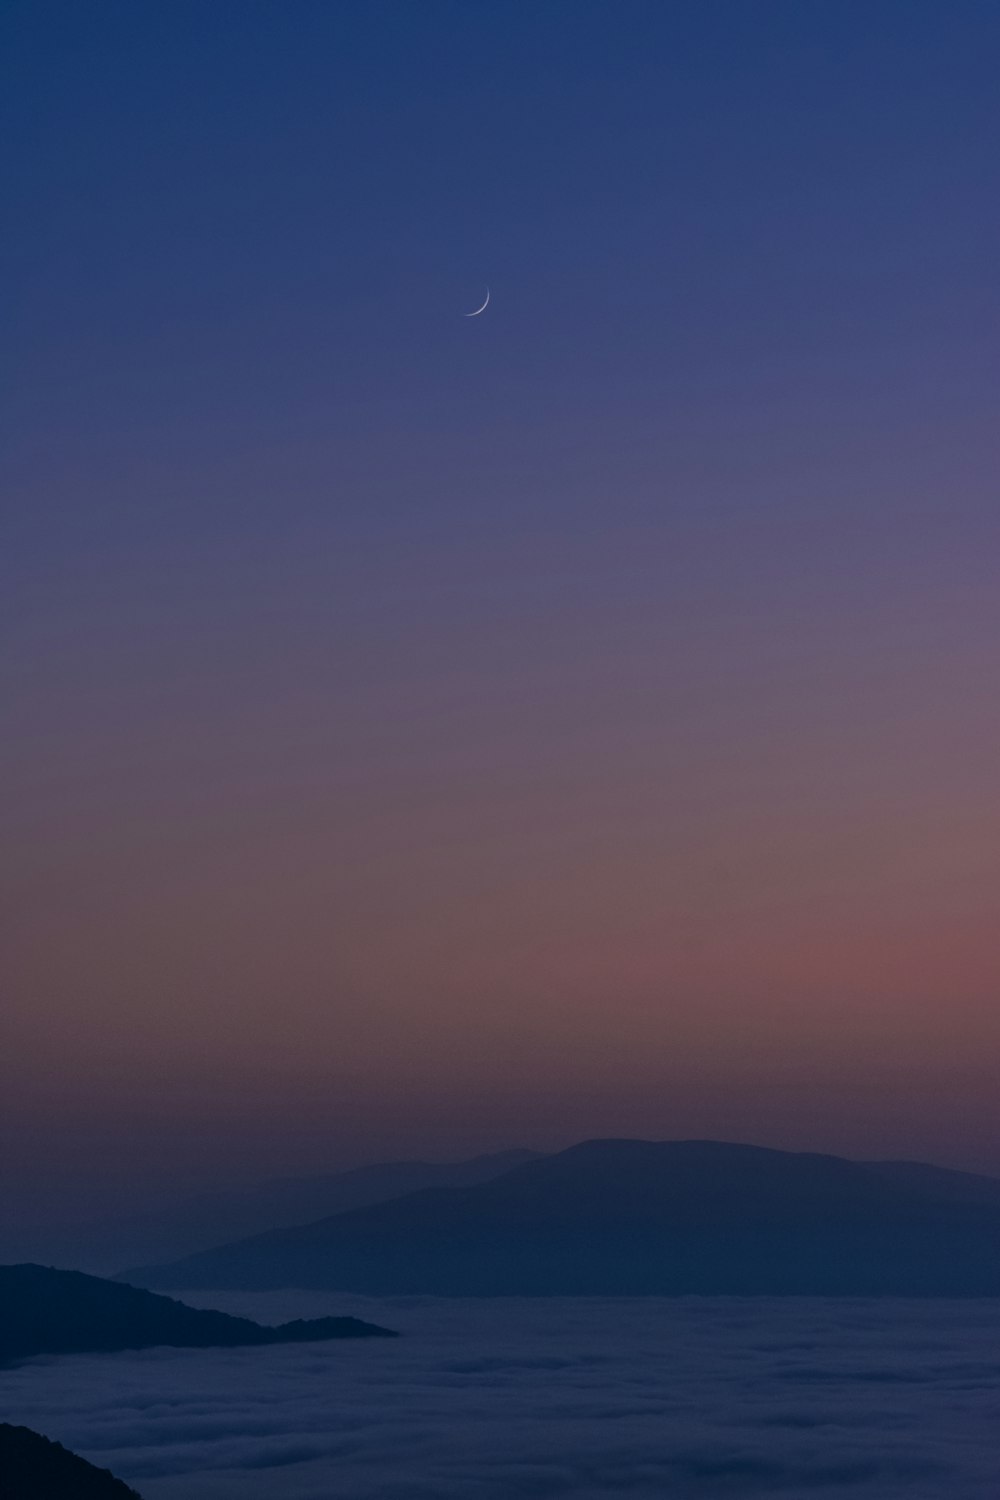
[2,1292,999,1498]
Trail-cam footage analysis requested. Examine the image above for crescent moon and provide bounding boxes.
[465,287,490,317]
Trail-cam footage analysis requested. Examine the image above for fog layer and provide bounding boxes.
[2,1294,998,1498]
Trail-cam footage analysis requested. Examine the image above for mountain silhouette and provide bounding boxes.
[0,1424,142,1499]
[128,1139,1000,1296]
[0,1264,395,1364]
[2,1150,538,1275]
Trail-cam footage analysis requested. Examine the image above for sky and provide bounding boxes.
[3,1,1000,1215]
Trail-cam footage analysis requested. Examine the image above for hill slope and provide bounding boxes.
[0,1264,395,1363]
[0,1424,142,1499]
[2,1150,538,1276]
[129,1139,1000,1296]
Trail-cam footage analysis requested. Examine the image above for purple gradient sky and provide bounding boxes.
[3,1,999,1214]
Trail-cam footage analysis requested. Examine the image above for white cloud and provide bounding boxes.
[2,1295,999,1498]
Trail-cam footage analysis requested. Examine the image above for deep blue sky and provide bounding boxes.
[3,2,1000,1210]
[6,1,997,549]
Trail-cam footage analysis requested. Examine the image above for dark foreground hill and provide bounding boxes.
[0,1424,142,1499]
[130,1139,1000,1296]
[2,1149,538,1275]
[0,1264,395,1364]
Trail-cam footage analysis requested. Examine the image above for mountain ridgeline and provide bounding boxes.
[126,1139,1000,1297]
[1,1150,539,1276]
[0,1264,396,1364]
[0,1424,143,1499]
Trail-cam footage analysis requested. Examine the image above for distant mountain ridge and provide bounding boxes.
[1,1149,538,1275]
[0,1264,395,1364]
[128,1138,1000,1297]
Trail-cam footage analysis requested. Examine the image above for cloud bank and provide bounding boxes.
[2,1294,998,1498]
